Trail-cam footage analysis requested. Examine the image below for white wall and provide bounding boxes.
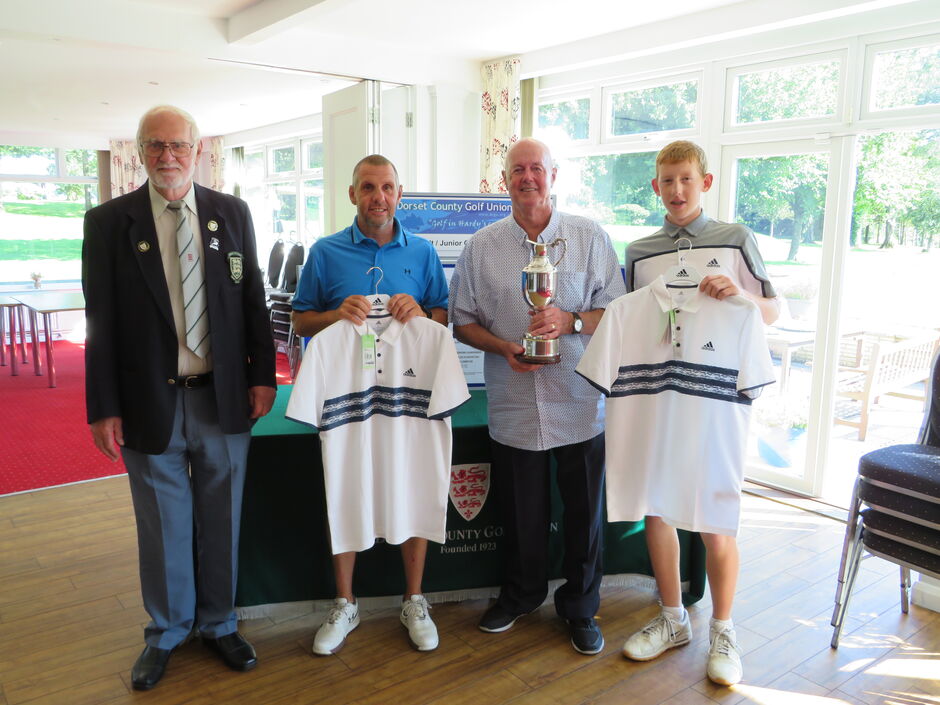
[415,85,481,194]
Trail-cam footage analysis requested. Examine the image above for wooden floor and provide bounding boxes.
[1,478,937,705]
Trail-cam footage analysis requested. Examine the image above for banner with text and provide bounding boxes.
[398,193,512,263]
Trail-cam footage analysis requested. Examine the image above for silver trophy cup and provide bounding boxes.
[519,238,567,364]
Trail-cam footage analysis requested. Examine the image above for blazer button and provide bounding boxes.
[168,378,176,385]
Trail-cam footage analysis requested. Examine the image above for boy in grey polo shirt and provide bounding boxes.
[621,141,780,686]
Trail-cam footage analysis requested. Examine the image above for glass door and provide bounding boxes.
[822,128,940,505]
[719,139,847,496]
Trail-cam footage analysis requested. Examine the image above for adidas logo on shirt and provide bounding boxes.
[372,297,383,306]
[675,268,689,278]
[701,341,715,351]
[706,258,720,267]
[403,368,416,377]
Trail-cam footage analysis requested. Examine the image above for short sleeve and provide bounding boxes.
[428,326,471,419]
[290,244,322,312]
[739,229,777,299]
[421,245,449,310]
[737,304,776,399]
[587,225,627,309]
[575,299,624,397]
[285,334,327,428]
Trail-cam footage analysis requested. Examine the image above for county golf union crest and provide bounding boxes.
[449,463,490,521]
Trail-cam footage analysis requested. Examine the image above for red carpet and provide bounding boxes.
[0,341,293,496]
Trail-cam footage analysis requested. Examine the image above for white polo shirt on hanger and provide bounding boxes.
[576,276,775,536]
[286,312,470,554]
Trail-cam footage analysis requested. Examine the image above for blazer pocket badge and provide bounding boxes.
[227,251,244,283]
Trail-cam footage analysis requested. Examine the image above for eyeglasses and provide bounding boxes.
[141,140,194,157]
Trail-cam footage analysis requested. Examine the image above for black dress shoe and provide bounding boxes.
[202,632,258,671]
[131,645,173,690]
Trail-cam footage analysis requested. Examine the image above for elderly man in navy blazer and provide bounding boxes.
[82,105,276,690]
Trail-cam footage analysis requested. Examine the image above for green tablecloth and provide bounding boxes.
[237,387,705,607]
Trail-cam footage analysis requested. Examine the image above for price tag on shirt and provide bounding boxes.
[361,334,376,369]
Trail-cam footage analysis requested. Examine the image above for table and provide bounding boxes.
[766,325,817,392]
[0,295,29,376]
[12,291,85,388]
[236,387,706,614]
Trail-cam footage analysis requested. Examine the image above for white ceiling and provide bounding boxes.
[0,0,931,146]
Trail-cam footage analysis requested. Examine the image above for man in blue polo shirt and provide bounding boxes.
[291,154,448,656]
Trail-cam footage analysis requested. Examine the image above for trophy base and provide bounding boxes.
[516,353,561,365]
[519,336,561,365]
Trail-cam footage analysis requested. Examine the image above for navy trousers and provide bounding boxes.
[490,432,605,620]
[122,384,250,649]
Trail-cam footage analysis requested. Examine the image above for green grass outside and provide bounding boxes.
[0,239,83,261]
[1,201,87,218]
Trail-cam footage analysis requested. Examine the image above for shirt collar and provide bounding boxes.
[511,207,560,248]
[149,180,197,220]
[660,209,709,239]
[650,275,705,313]
[353,317,405,344]
[350,217,407,247]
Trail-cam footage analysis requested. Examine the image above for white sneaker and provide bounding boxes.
[707,626,743,686]
[622,610,692,661]
[400,595,439,651]
[313,598,360,655]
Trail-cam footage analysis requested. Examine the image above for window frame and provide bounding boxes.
[723,50,848,133]
[859,33,940,121]
[535,90,595,145]
[228,133,325,248]
[601,71,703,146]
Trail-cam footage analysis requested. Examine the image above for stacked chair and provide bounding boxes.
[830,347,940,647]
[265,238,285,290]
[267,241,306,381]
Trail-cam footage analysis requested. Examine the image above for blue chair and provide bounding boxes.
[830,347,940,647]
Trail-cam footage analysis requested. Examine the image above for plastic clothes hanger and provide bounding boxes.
[365,266,391,318]
[663,237,702,288]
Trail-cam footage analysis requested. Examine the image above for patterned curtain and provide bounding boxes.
[108,140,144,198]
[479,57,521,194]
[196,136,225,192]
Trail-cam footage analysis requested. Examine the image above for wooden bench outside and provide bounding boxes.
[835,331,940,440]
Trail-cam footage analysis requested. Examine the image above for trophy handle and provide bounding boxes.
[550,237,567,268]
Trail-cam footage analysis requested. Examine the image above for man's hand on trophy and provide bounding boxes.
[528,306,564,339]
[502,340,541,373]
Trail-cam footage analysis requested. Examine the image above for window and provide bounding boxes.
[538,97,590,142]
[846,129,940,330]
[730,57,841,126]
[604,78,698,139]
[538,23,939,503]
[553,150,663,261]
[268,144,296,175]
[865,38,940,113]
[0,147,56,176]
[0,146,99,283]
[230,136,324,270]
[303,179,324,242]
[303,140,324,170]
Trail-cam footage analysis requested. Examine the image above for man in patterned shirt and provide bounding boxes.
[449,138,625,655]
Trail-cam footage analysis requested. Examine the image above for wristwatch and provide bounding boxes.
[420,305,433,319]
[571,312,584,334]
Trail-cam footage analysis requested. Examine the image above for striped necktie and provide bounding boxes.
[167,200,210,358]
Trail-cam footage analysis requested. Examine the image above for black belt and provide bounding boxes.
[171,372,213,389]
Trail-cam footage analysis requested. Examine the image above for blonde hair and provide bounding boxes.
[655,140,707,177]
